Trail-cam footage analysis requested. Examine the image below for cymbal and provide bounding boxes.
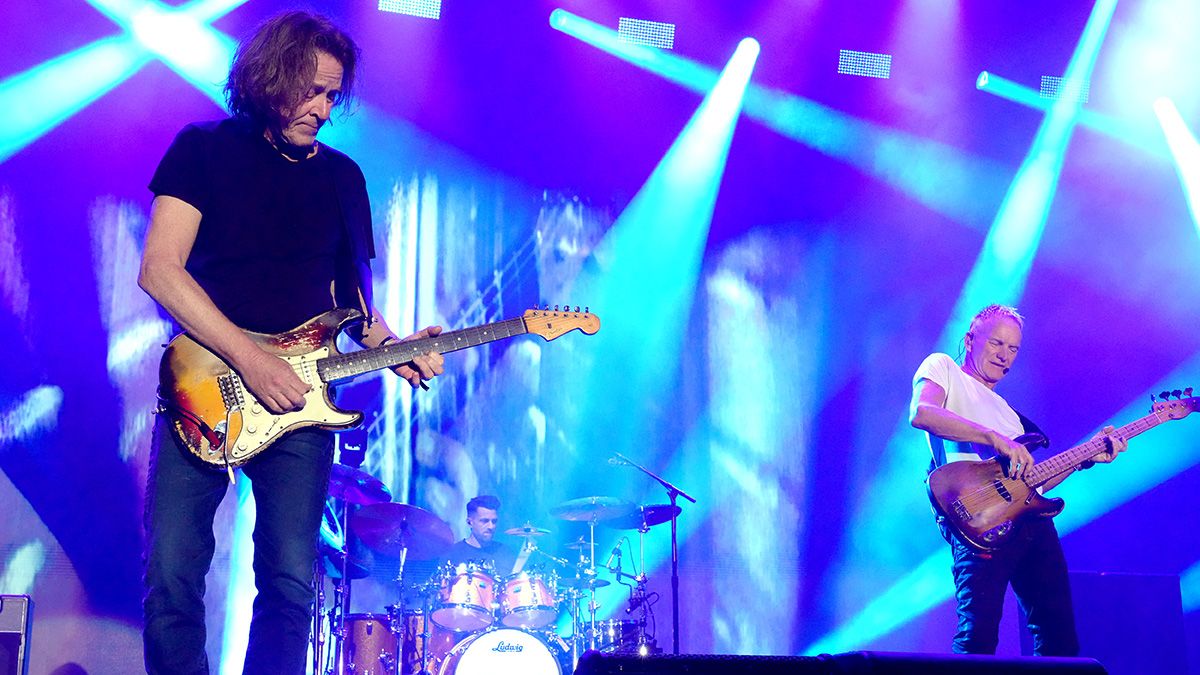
[352,503,453,560]
[328,463,391,505]
[563,537,591,551]
[550,496,636,522]
[601,504,682,530]
[505,524,551,537]
[557,575,611,590]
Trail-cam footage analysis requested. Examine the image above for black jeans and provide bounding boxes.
[142,418,333,674]
[945,517,1079,656]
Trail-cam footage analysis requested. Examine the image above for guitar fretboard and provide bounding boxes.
[1028,412,1161,487]
[317,317,529,382]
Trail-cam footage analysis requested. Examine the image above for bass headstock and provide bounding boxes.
[523,305,601,341]
[1150,387,1198,422]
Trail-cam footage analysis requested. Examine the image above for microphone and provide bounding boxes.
[1003,367,1010,374]
[604,540,623,569]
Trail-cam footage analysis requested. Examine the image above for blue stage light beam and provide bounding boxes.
[0,36,151,163]
[567,35,759,473]
[85,0,241,105]
[940,0,1118,346]
[552,10,1014,231]
[1154,97,1200,238]
[0,386,64,443]
[1,0,245,163]
[1182,558,1200,613]
[976,71,1162,152]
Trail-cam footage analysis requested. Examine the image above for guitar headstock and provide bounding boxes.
[523,305,601,341]
[1150,387,1198,422]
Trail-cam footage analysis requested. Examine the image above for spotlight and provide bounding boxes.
[837,49,892,79]
[617,17,676,49]
[378,0,441,19]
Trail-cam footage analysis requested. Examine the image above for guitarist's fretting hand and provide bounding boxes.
[237,348,312,413]
[1087,425,1128,465]
[390,325,445,388]
[989,430,1034,481]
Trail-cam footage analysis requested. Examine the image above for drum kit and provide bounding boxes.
[313,464,679,675]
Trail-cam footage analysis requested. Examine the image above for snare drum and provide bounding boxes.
[431,562,496,631]
[498,570,558,629]
[437,628,562,675]
[343,613,398,675]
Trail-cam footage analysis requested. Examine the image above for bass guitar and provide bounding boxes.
[927,389,1197,553]
[157,306,600,472]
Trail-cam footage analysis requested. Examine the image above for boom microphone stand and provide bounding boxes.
[610,452,696,654]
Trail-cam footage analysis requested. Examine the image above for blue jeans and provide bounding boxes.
[945,517,1079,656]
[142,417,333,674]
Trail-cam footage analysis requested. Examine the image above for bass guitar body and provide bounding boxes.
[927,455,1063,553]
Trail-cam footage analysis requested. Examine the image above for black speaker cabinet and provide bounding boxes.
[0,596,32,675]
[575,650,1108,674]
[1018,571,1185,675]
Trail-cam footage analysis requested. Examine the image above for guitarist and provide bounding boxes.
[908,304,1126,656]
[138,12,444,675]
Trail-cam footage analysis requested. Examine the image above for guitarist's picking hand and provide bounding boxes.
[1088,425,1127,464]
[990,431,1034,481]
[238,349,311,413]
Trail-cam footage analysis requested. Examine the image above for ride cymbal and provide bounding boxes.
[601,504,682,530]
[550,496,636,522]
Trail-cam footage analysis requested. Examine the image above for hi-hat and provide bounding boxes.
[601,504,682,530]
[506,523,551,537]
[328,463,391,505]
[550,496,636,522]
[352,503,453,560]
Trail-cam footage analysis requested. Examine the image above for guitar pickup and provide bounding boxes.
[992,480,1013,503]
[951,499,973,522]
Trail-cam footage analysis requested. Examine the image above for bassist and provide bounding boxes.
[908,304,1126,656]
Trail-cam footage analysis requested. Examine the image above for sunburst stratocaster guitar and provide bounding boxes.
[158,306,600,471]
[927,389,1198,553]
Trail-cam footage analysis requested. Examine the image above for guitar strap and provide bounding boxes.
[326,150,377,329]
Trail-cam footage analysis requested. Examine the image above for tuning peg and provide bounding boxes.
[1171,389,1183,399]
[573,306,580,313]
[584,306,589,313]
[1186,387,1194,398]
[1160,391,1172,401]
[1151,393,1158,403]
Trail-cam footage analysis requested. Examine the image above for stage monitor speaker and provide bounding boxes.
[575,650,1108,675]
[0,596,32,675]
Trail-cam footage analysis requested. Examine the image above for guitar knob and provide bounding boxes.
[246,425,256,434]
[251,403,263,414]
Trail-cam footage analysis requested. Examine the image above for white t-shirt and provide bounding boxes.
[912,352,1024,466]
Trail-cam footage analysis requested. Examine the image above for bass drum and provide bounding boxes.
[437,628,562,675]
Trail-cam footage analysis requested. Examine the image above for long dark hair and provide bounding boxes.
[224,11,360,128]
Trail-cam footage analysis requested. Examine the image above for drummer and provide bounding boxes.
[446,495,519,577]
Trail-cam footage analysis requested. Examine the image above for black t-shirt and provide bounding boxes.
[149,118,370,334]
[446,539,519,578]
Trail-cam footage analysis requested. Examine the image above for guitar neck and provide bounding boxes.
[317,316,529,382]
[1027,412,1161,487]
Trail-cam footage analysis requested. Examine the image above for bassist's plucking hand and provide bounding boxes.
[989,430,1034,481]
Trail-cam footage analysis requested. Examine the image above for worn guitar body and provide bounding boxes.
[159,308,363,468]
[928,393,1197,553]
[927,453,1064,553]
[158,306,600,469]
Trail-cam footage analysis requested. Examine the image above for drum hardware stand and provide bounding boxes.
[611,451,696,654]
